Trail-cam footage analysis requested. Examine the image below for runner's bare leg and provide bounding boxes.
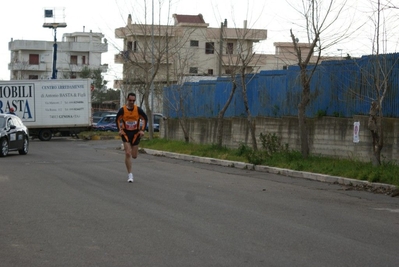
[123,142,132,173]
[131,144,139,159]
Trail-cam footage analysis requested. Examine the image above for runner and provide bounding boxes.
[116,93,148,182]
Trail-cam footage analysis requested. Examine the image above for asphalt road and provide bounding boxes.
[1,138,398,267]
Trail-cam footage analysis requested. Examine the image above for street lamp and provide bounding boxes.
[43,8,67,79]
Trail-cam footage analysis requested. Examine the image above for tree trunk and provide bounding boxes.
[178,118,189,143]
[298,68,310,158]
[216,82,237,147]
[241,74,257,151]
[143,91,153,139]
[368,101,383,166]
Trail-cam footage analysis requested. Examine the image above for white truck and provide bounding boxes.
[0,79,92,141]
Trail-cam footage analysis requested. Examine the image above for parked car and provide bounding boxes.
[144,113,165,132]
[93,113,165,132]
[92,111,117,126]
[0,114,29,157]
[140,113,166,132]
[92,114,117,131]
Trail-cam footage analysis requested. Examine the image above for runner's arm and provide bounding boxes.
[116,108,124,131]
[138,107,148,131]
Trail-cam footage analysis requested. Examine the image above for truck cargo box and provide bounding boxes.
[0,79,92,141]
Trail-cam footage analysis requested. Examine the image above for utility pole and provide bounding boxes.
[219,22,224,77]
[43,8,67,79]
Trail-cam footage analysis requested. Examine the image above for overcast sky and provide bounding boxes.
[1,0,398,86]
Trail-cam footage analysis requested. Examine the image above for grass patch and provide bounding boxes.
[139,138,399,187]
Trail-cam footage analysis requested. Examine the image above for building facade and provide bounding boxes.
[8,31,108,80]
[114,14,268,83]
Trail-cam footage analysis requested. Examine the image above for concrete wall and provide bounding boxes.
[161,116,399,163]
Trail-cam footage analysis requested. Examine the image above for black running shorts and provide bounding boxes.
[121,131,141,146]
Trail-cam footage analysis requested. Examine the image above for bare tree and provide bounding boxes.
[164,83,192,142]
[341,0,399,165]
[365,0,399,165]
[289,0,351,158]
[115,0,200,139]
[163,48,198,143]
[214,20,267,150]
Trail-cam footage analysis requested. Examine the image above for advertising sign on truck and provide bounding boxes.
[0,79,92,141]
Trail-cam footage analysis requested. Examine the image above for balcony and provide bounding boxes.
[8,62,48,71]
[9,40,52,51]
[57,64,108,73]
[61,42,108,53]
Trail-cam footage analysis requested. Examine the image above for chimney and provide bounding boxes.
[127,14,132,25]
[224,19,227,28]
[243,20,247,29]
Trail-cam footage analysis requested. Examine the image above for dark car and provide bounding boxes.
[0,114,29,157]
[144,113,165,132]
[92,111,117,126]
[92,114,117,131]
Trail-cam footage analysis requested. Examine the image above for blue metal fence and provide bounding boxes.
[163,53,399,118]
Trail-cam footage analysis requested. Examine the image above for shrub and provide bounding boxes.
[259,132,289,156]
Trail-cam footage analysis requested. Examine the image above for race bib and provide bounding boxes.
[125,121,138,130]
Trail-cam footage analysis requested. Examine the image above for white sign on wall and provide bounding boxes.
[353,121,360,143]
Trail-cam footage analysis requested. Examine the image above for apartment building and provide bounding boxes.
[114,14,268,85]
[8,31,108,80]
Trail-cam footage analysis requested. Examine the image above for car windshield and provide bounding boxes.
[102,116,115,123]
[0,117,5,128]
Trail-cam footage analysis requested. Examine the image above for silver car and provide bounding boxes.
[0,114,29,157]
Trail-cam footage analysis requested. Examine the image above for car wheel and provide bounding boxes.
[38,129,52,141]
[0,138,9,157]
[18,136,29,155]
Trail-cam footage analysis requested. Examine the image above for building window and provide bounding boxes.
[82,56,86,65]
[190,40,199,47]
[29,54,39,65]
[128,41,138,52]
[70,55,78,65]
[227,43,234,54]
[28,75,38,80]
[189,67,198,74]
[208,69,213,75]
[225,68,232,75]
[205,42,215,54]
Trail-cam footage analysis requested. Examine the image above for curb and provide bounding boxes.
[143,148,398,193]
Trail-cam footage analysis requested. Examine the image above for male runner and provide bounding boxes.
[116,93,148,182]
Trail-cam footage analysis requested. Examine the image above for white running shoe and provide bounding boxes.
[127,173,134,183]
